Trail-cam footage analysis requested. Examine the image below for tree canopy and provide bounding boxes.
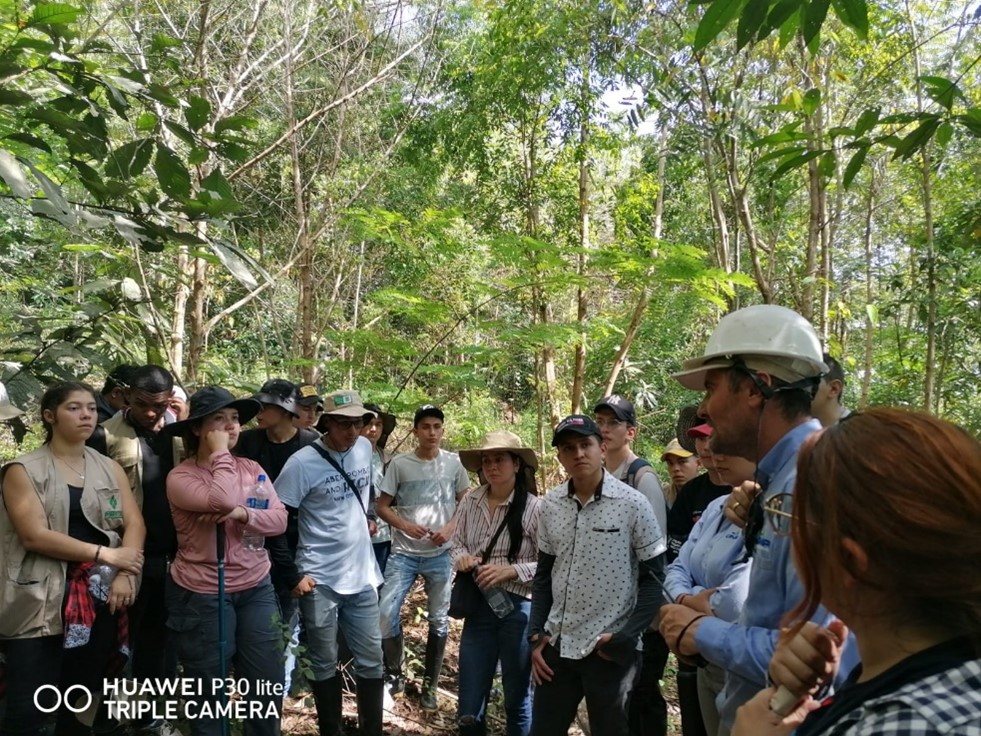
[2,0,979,462]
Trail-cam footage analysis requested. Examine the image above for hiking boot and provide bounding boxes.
[381,635,405,698]
[355,677,385,736]
[310,676,343,736]
[420,631,447,711]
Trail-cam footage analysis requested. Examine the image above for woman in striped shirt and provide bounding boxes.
[452,430,541,736]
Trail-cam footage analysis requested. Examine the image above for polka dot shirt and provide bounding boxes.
[537,469,666,659]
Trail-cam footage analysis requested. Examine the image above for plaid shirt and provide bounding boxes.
[803,657,981,735]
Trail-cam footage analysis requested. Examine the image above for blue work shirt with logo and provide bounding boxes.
[693,419,859,730]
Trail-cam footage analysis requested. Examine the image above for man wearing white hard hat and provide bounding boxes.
[658,305,857,734]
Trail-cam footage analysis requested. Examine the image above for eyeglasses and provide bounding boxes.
[331,418,364,430]
[595,419,624,429]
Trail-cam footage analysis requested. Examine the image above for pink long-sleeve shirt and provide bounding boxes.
[167,450,287,594]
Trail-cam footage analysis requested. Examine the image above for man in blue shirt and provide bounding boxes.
[659,304,857,733]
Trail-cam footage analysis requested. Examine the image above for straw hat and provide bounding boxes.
[458,430,538,472]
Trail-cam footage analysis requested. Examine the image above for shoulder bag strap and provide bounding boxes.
[309,443,370,520]
[479,496,519,564]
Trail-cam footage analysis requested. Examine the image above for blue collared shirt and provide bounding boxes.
[663,496,751,623]
[693,419,860,729]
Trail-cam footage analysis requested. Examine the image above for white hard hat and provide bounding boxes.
[673,305,827,391]
[0,381,25,422]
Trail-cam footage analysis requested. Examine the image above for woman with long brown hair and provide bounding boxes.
[453,430,541,736]
[0,381,145,735]
[733,408,981,735]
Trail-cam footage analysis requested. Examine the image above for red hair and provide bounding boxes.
[790,408,981,645]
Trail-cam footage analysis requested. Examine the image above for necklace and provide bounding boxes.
[54,454,85,481]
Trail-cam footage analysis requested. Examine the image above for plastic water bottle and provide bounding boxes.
[89,563,117,601]
[476,565,514,618]
[242,474,270,552]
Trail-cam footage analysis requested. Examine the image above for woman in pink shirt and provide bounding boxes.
[164,387,287,736]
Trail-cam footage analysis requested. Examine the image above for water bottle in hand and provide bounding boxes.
[242,474,270,552]
[89,563,117,602]
[476,565,514,618]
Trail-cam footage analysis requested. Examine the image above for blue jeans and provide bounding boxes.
[277,593,300,692]
[299,585,383,681]
[458,593,532,736]
[378,551,452,638]
[165,576,283,736]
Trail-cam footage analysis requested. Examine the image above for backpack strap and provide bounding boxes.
[625,457,652,490]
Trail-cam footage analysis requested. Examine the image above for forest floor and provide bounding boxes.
[280,584,683,735]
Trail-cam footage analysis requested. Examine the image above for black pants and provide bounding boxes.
[531,643,640,736]
[628,630,670,736]
[128,556,177,726]
[1,607,119,736]
[677,661,707,736]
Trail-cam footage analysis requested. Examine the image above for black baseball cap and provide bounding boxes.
[413,404,445,426]
[551,415,603,447]
[593,394,637,426]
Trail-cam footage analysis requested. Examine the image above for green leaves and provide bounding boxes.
[185,95,212,132]
[694,0,869,51]
[830,0,868,40]
[694,0,748,52]
[153,143,192,200]
[28,3,83,28]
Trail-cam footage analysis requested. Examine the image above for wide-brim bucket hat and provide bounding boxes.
[458,429,538,473]
[163,386,261,435]
[364,403,397,436]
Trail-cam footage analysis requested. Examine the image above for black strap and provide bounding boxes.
[309,442,371,520]
[479,493,519,564]
[625,457,652,489]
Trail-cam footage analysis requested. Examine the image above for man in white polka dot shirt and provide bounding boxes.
[529,415,667,736]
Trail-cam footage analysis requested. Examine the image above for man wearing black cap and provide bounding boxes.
[95,363,139,422]
[593,395,672,736]
[294,383,324,430]
[529,415,666,736]
[376,404,470,709]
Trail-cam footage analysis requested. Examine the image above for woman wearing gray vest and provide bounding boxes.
[0,381,146,735]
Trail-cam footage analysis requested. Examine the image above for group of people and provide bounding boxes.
[0,302,978,736]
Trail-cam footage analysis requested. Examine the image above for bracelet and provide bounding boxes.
[675,614,707,657]
[677,594,689,606]
[94,545,102,563]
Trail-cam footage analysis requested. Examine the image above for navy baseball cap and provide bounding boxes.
[551,415,603,446]
[593,394,637,426]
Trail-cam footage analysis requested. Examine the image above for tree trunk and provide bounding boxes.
[603,126,668,395]
[570,68,590,414]
[859,161,880,410]
[904,0,937,411]
[284,12,316,383]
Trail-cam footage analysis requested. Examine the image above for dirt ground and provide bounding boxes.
[280,584,683,735]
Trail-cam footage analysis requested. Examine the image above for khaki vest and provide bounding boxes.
[0,446,124,639]
[102,412,183,509]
